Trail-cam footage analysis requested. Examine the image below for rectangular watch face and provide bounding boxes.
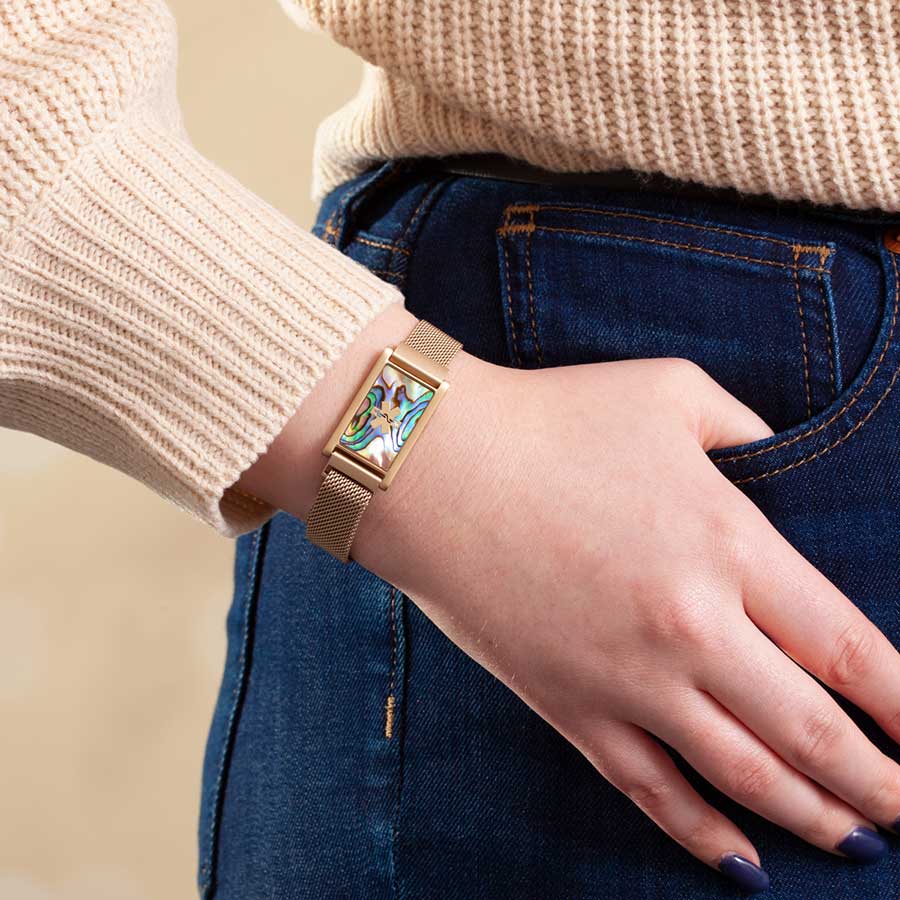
[338,362,435,472]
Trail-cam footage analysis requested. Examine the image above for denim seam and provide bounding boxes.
[323,179,356,246]
[797,244,838,403]
[322,207,339,245]
[525,221,544,367]
[356,235,411,256]
[385,585,398,739]
[509,202,811,249]
[380,179,451,284]
[523,225,830,273]
[791,247,814,418]
[387,592,411,900]
[817,252,838,399]
[399,182,444,246]
[198,524,267,897]
[726,252,900,482]
[501,234,523,366]
[368,268,404,284]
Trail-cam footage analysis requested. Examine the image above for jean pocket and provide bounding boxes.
[496,201,900,483]
[711,241,900,486]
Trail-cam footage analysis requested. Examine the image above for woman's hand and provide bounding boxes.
[241,304,900,888]
[351,349,900,887]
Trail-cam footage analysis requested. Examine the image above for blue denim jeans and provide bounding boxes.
[198,161,900,899]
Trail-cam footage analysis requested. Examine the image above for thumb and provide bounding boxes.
[682,363,775,450]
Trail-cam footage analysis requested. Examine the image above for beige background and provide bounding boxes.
[0,4,360,898]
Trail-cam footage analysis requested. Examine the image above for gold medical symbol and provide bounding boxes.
[371,399,402,434]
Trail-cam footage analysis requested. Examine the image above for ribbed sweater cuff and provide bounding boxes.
[1,112,403,536]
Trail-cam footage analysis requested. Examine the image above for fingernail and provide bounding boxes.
[836,826,888,863]
[718,854,771,893]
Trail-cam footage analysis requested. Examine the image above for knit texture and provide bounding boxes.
[4,1,900,537]
[0,0,402,536]
[294,0,900,210]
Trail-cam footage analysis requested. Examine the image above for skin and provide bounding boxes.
[240,301,900,879]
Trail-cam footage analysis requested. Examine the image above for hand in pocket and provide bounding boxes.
[354,352,900,891]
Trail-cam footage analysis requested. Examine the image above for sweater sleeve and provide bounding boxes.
[0,0,403,537]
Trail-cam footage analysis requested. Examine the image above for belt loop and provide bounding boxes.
[320,161,406,251]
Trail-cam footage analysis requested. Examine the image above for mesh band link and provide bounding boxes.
[305,467,373,563]
[306,318,460,562]
[402,319,462,368]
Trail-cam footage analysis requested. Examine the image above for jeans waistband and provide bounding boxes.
[424,153,900,227]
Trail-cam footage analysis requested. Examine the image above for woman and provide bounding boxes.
[4,1,900,896]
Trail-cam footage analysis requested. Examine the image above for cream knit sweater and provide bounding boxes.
[3,1,900,537]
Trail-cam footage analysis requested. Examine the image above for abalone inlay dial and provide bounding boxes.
[339,362,434,470]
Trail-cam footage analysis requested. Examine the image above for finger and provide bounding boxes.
[743,521,900,750]
[669,360,774,450]
[582,720,770,893]
[644,691,888,863]
[701,621,900,833]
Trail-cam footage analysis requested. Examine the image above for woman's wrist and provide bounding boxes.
[235,300,500,579]
[349,345,504,582]
[235,300,420,520]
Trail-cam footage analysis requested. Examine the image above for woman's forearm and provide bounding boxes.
[0,0,401,536]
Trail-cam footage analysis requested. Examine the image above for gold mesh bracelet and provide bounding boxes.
[404,318,462,367]
[306,319,462,562]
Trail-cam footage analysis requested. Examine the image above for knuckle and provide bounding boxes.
[861,766,900,815]
[652,358,711,404]
[624,776,676,818]
[708,516,757,580]
[722,753,779,802]
[826,621,881,688]
[791,707,845,770]
[664,357,707,386]
[639,588,716,649]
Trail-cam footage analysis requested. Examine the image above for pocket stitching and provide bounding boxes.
[511,203,811,249]
[501,200,896,479]
[501,233,523,366]
[355,235,411,256]
[731,354,900,483]
[792,248,814,418]
[524,226,544,366]
[524,224,829,273]
[716,251,899,466]
[817,251,838,399]
[368,268,404,285]
[499,203,832,390]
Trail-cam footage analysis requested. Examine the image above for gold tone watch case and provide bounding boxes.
[321,342,451,492]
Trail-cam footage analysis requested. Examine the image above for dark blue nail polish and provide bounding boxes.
[718,854,770,893]
[836,826,888,863]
